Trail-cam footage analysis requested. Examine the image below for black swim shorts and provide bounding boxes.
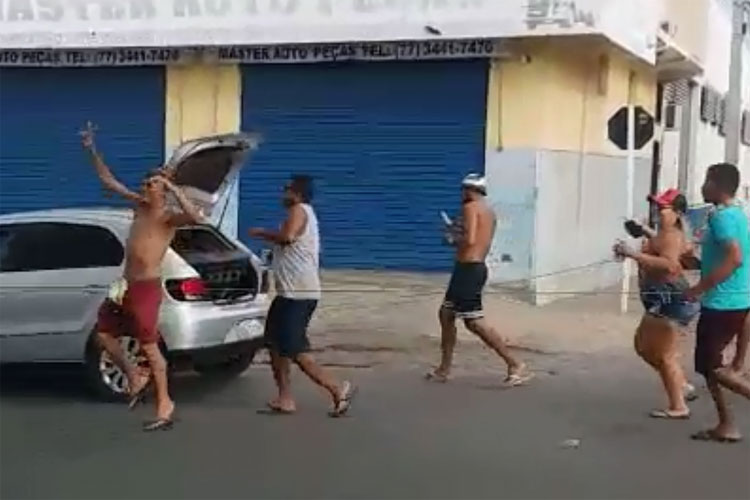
[442,262,488,320]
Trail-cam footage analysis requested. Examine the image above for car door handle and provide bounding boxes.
[82,285,105,294]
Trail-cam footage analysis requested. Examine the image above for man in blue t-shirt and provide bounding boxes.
[685,163,750,444]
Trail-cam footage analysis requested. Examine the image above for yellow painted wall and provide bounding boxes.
[165,63,241,155]
[490,37,657,157]
[485,58,502,150]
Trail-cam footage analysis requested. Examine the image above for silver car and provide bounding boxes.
[0,133,270,399]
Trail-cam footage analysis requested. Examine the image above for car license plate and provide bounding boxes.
[225,319,264,343]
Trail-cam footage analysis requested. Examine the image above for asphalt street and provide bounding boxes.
[1,355,749,500]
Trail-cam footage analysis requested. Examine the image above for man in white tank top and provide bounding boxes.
[249,175,356,417]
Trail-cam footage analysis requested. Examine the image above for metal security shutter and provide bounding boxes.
[0,67,164,214]
[240,60,487,271]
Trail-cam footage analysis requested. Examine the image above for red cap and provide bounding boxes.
[648,188,681,208]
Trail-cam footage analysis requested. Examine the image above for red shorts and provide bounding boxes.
[96,279,162,345]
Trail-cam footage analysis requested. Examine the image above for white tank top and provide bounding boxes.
[272,204,321,300]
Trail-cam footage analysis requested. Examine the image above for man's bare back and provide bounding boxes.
[457,199,495,263]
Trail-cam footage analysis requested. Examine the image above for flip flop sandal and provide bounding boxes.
[690,429,742,444]
[504,371,534,388]
[257,403,296,416]
[142,417,175,432]
[649,409,691,420]
[424,370,450,383]
[127,378,153,411]
[329,381,357,418]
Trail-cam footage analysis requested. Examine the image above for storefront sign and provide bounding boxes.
[216,39,498,63]
[0,39,499,66]
[0,47,184,66]
[0,0,660,63]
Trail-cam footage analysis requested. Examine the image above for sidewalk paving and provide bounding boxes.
[255,271,663,376]
[265,270,750,388]
[312,270,643,354]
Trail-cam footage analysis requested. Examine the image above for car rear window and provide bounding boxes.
[171,226,237,257]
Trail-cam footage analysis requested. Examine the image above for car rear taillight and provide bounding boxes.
[166,277,208,301]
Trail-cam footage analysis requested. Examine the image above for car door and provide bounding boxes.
[166,132,260,229]
[0,221,123,363]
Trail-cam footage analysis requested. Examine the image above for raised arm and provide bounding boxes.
[80,124,143,204]
[160,177,207,227]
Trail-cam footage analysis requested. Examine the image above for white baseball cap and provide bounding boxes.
[461,173,487,196]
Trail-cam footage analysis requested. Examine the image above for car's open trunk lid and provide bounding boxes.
[164,133,261,228]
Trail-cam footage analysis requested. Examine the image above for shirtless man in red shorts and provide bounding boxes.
[81,123,205,431]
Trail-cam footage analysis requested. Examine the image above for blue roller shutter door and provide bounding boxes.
[240,60,487,271]
[0,67,164,214]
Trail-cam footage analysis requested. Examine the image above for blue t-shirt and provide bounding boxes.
[700,204,750,310]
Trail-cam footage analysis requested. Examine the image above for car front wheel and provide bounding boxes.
[85,334,148,401]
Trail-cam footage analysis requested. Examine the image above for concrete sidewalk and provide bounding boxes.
[313,270,642,352]
[266,270,661,376]
[256,269,749,398]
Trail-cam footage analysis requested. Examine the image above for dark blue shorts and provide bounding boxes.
[264,296,318,358]
[443,262,487,320]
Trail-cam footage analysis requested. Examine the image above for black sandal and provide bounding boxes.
[329,381,357,418]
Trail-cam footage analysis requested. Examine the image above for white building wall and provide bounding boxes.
[691,0,750,203]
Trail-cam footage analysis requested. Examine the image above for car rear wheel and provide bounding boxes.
[85,334,148,401]
[193,345,258,378]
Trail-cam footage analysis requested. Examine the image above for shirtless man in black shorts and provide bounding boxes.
[426,174,532,386]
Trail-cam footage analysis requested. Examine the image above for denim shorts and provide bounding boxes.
[640,279,699,326]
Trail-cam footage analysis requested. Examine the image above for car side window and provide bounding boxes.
[0,226,19,272]
[0,222,124,273]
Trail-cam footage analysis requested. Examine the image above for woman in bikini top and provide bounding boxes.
[614,189,698,420]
